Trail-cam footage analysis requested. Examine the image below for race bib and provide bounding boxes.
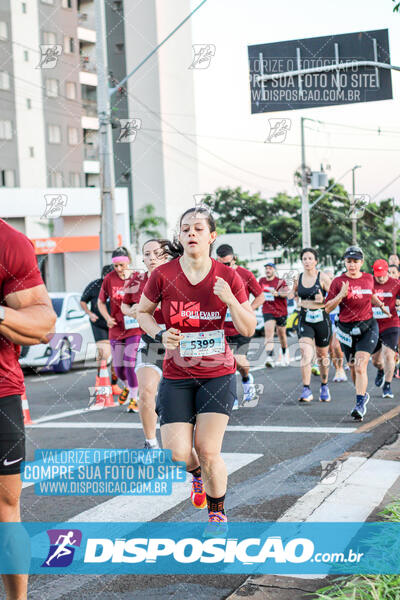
[336,327,352,347]
[124,315,139,330]
[225,309,233,323]
[180,330,225,357]
[264,292,275,302]
[372,306,389,319]
[305,309,323,323]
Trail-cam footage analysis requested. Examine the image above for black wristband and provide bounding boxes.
[154,330,163,343]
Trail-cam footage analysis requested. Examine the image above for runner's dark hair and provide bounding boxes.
[300,247,318,261]
[101,264,113,278]
[163,207,217,259]
[112,246,131,261]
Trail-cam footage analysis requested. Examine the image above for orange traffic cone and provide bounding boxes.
[97,360,115,408]
[22,389,34,425]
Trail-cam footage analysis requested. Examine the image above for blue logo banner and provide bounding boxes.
[1,522,400,574]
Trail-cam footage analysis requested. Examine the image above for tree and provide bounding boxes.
[133,204,167,256]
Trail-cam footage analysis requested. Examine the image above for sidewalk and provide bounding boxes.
[227,435,400,599]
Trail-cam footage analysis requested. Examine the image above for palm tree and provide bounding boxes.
[133,204,167,256]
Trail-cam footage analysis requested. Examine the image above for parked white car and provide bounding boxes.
[19,292,97,372]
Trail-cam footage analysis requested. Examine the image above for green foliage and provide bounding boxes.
[393,0,400,12]
[205,186,395,270]
[133,204,167,254]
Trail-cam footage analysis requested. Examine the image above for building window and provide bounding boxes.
[0,71,10,90]
[112,1,123,12]
[0,120,12,140]
[48,171,64,186]
[65,81,77,100]
[0,169,15,187]
[23,50,29,61]
[115,43,124,54]
[68,127,79,145]
[43,31,57,45]
[48,124,61,144]
[45,78,59,98]
[22,3,27,13]
[41,0,54,5]
[64,36,75,54]
[69,172,80,187]
[62,0,73,7]
[29,146,34,157]
[0,22,8,41]
[26,98,32,109]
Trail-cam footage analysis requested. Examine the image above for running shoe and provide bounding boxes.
[281,353,290,367]
[311,364,320,376]
[190,476,207,509]
[382,383,394,399]
[242,373,255,403]
[351,393,370,421]
[127,398,139,413]
[203,511,228,538]
[118,386,129,405]
[319,384,331,402]
[298,387,313,402]
[144,440,160,450]
[333,370,347,382]
[112,383,123,395]
[232,398,239,411]
[265,356,275,368]
[374,369,385,388]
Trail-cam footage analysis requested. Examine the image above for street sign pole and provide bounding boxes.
[300,117,311,248]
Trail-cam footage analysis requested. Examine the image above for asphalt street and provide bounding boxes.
[13,338,400,599]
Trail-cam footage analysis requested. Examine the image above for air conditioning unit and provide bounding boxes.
[310,171,328,190]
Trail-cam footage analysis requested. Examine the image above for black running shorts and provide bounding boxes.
[156,374,236,426]
[337,319,379,363]
[297,308,332,348]
[263,313,287,327]
[226,334,251,355]
[0,395,25,475]
[373,326,400,354]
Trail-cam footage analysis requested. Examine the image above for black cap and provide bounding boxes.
[343,245,364,260]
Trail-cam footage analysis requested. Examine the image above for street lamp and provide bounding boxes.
[351,165,362,245]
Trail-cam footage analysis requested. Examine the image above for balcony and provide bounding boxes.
[83,160,100,174]
[82,99,97,117]
[78,11,95,30]
[83,144,98,160]
[77,26,96,44]
[81,115,99,130]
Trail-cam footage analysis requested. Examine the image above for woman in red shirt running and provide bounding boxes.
[121,239,168,448]
[326,246,389,421]
[137,207,256,528]
[98,247,140,411]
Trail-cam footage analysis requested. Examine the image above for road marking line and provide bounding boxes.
[356,404,400,433]
[68,452,262,522]
[26,421,356,433]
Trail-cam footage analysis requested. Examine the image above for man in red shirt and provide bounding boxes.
[0,219,56,598]
[216,245,264,408]
[259,263,290,368]
[371,259,400,399]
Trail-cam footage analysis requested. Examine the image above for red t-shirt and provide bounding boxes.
[224,265,262,336]
[259,276,288,317]
[123,271,163,330]
[373,276,400,332]
[99,271,134,340]
[0,219,44,398]
[326,272,374,323]
[143,258,247,379]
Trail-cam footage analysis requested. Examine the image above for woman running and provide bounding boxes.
[121,239,168,448]
[293,248,332,402]
[80,265,123,397]
[98,247,140,412]
[323,268,347,383]
[325,246,389,420]
[137,207,256,527]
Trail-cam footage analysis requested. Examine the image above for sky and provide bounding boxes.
[186,0,400,206]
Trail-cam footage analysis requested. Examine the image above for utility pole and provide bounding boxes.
[95,0,116,268]
[393,197,397,255]
[300,117,311,248]
[351,165,361,245]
